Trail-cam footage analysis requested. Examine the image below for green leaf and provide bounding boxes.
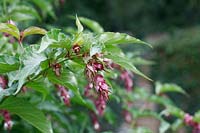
[171,119,183,131]
[155,82,187,95]
[38,29,69,53]
[0,23,20,39]
[0,97,53,133]
[26,78,50,100]
[76,15,83,34]
[159,119,170,133]
[47,69,86,106]
[104,107,116,125]
[8,5,41,22]
[23,26,47,38]
[64,60,85,73]
[0,55,19,74]
[131,57,155,65]
[11,46,47,94]
[193,110,200,123]
[162,105,185,119]
[149,95,174,106]
[105,54,152,81]
[97,32,152,47]
[103,44,124,56]
[79,17,104,33]
[31,0,56,19]
[10,12,38,22]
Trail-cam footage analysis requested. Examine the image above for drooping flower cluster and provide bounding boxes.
[55,84,70,106]
[85,74,108,116]
[84,54,111,130]
[90,112,100,131]
[94,74,109,100]
[120,70,134,92]
[84,54,110,115]
[85,58,104,82]
[0,76,7,89]
[184,113,200,133]
[110,63,134,123]
[122,110,132,123]
[0,76,13,130]
[0,110,13,130]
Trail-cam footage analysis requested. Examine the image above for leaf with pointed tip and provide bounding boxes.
[155,82,187,95]
[105,54,152,81]
[0,23,20,39]
[149,95,174,106]
[79,17,104,33]
[23,26,47,38]
[76,15,83,34]
[37,29,69,53]
[0,97,53,133]
[97,32,152,48]
[163,105,185,119]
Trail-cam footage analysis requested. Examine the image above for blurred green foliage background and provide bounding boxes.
[57,0,200,114]
[64,0,200,115]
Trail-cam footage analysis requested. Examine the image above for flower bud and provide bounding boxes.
[7,20,16,26]
[0,76,7,89]
[0,110,13,130]
[123,110,132,123]
[56,85,70,106]
[93,62,104,71]
[72,44,81,54]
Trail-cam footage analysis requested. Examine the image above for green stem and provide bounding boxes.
[19,41,25,53]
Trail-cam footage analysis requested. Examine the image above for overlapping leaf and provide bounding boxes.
[0,97,53,133]
[105,54,152,81]
[9,46,47,94]
[0,23,20,39]
[0,55,19,74]
[38,29,69,53]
